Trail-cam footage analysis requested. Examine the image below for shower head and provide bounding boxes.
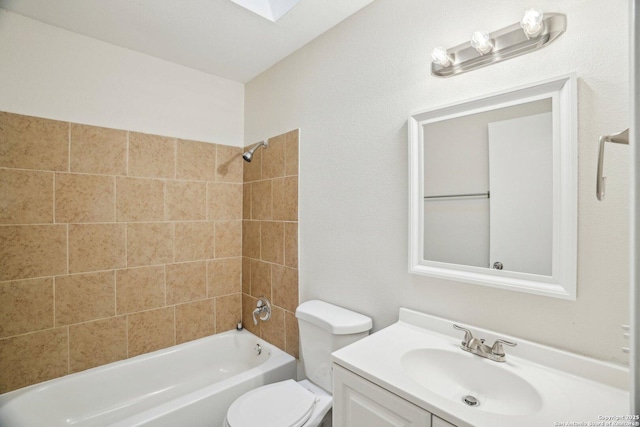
[242,140,268,162]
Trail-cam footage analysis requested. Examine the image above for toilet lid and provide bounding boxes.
[226,380,316,427]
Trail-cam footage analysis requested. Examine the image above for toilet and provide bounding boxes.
[224,300,372,427]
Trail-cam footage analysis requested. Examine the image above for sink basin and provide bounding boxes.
[401,348,543,416]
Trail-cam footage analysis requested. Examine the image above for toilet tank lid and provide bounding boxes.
[295,300,372,335]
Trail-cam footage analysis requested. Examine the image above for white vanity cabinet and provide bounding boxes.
[333,364,437,427]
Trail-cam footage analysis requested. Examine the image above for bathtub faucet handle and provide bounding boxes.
[252,297,272,325]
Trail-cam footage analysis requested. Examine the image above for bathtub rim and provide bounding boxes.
[0,328,294,404]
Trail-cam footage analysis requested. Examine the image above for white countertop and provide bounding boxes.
[331,308,630,427]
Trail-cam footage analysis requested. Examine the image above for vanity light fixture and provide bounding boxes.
[521,8,545,38]
[470,31,493,55]
[431,9,566,77]
[430,46,452,67]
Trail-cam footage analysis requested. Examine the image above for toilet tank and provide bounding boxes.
[295,300,372,393]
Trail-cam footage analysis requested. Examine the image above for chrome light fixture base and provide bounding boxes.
[431,13,566,78]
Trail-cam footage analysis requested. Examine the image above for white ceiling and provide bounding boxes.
[0,0,375,83]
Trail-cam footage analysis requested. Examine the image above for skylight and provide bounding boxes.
[229,0,304,22]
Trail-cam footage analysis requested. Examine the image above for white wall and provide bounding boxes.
[0,9,244,146]
[246,0,631,363]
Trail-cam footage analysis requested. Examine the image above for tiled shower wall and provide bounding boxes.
[242,130,299,358]
[0,112,245,393]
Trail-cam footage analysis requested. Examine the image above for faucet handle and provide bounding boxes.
[490,339,517,356]
[453,324,474,347]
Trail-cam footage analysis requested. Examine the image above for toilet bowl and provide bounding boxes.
[223,300,372,427]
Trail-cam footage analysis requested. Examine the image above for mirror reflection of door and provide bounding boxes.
[423,99,552,275]
[488,113,552,275]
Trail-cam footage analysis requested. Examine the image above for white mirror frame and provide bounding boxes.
[408,74,577,300]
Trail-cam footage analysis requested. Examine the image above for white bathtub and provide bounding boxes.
[0,329,296,427]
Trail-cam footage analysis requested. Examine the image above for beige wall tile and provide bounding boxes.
[176,139,216,181]
[176,299,215,344]
[207,183,242,220]
[243,145,262,183]
[284,310,299,359]
[70,124,127,175]
[261,221,284,264]
[174,222,215,262]
[55,271,115,326]
[284,223,298,268]
[242,221,260,259]
[251,180,272,220]
[216,145,243,183]
[272,176,298,221]
[262,135,285,179]
[241,293,260,335]
[0,278,53,339]
[127,307,175,357]
[215,293,241,333]
[260,305,285,351]
[0,225,67,281]
[215,220,242,258]
[68,224,125,273]
[128,132,175,179]
[127,222,174,267]
[0,328,68,393]
[0,169,53,224]
[69,316,127,373]
[207,258,241,297]
[116,266,165,314]
[166,261,206,305]
[0,112,69,172]
[284,130,299,176]
[166,181,206,221]
[250,259,271,299]
[272,265,298,313]
[55,173,115,223]
[242,184,251,220]
[242,257,251,294]
[116,177,164,222]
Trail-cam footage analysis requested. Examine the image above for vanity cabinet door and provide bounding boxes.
[333,364,431,427]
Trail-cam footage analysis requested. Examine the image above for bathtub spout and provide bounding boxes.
[252,297,272,325]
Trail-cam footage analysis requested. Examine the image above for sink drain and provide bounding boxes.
[462,395,479,407]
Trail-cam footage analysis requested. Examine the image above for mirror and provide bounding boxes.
[408,75,577,299]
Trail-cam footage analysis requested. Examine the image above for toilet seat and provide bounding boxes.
[225,380,317,427]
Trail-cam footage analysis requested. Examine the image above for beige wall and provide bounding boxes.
[241,130,300,358]
[0,111,244,393]
[245,0,630,364]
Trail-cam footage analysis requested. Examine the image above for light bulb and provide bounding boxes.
[521,8,544,37]
[431,46,452,67]
[470,31,493,55]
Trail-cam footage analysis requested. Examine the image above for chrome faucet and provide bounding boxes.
[252,297,271,325]
[453,324,517,362]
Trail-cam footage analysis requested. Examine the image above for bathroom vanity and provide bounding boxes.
[331,308,629,427]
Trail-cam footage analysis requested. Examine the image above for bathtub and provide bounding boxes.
[0,329,296,427]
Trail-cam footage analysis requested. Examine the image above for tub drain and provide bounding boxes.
[462,395,479,407]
